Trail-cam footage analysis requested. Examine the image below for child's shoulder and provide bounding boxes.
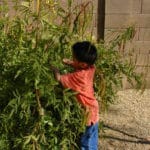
[74,65,95,76]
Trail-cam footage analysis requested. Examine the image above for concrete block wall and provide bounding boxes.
[105,0,150,88]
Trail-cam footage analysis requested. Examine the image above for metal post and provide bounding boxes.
[97,0,105,42]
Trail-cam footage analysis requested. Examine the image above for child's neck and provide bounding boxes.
[75,62,91,70]
[73,59,92,70]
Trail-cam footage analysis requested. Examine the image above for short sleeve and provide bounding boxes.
[60,66,95,94]
[60,72,82,92]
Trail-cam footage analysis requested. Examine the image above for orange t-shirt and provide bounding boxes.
[60,65,99,126]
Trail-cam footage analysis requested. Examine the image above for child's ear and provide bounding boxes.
[78,62,88,68]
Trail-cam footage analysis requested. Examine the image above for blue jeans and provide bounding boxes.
[80,123,99,150]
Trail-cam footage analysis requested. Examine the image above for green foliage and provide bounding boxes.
[0,0,142,149]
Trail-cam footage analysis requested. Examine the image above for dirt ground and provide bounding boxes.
[99,89,150,150]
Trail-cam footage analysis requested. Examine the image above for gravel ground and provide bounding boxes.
[99,89,150,150]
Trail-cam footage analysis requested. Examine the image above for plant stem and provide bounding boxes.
[36,0,40,16]
[35,89,44,116]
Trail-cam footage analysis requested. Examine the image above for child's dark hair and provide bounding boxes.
[72,41,97,65]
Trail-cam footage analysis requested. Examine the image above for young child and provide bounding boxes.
[52,41,99,150]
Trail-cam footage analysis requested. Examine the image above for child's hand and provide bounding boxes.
[63,58,73,65]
